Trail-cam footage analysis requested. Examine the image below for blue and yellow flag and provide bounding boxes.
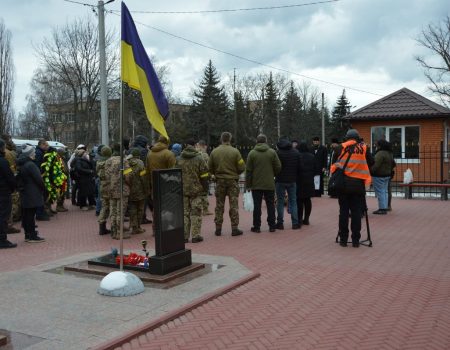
[121,2,169,139]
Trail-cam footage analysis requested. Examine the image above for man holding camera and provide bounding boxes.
[330,129,371,248]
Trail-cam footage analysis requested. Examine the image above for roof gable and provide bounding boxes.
[345,87,450,120]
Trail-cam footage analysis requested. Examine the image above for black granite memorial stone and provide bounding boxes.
[150,168,191,274]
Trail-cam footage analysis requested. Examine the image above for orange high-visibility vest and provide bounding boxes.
[330,140,372,186]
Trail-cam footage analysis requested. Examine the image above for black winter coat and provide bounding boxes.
[74,157,95,197]
[311,145,328,175]
[276,140,301,183]
[297,151,316,198]
[17,155,45,208]
[0,154,16,195]
[34,146,46,171]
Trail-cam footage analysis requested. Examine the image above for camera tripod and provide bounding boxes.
[335,197,372,247]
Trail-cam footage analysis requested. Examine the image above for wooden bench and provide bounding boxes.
[398,183,450,200]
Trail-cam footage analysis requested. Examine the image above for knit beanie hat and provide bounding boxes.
[130,148,141,158]
[101,146,112,157]
[171,143,182,156]
[22,145,35,158]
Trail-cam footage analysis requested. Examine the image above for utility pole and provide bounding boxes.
[233,68,237,144]
[321,92,325,144]
[98,0,112,146]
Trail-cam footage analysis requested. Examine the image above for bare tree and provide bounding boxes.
[34,16,119,146]
[17,95,47,139]
[416,15,450,107]
[0,19,15,134]
[296,81,320,113]
[30,68,73,141]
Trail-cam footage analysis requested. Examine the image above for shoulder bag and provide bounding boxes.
[328,146,354,196]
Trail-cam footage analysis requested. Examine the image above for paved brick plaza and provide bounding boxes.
[1,196,450,349]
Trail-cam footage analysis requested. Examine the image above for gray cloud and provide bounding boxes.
[1,0,448,117]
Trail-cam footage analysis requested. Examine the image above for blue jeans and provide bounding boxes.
[372,176,390,210]
[275,182,298,226]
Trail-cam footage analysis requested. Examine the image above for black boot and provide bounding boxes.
[231,227,243,236]
[99,222,108,235]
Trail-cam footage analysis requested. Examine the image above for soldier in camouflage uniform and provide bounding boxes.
[178,140,209,243]
[208,132,245,237]
[127,148,147,235]
[96,146,112,235]
[104,143,131,240]
[196,140,212,216]
[1,135,20,233]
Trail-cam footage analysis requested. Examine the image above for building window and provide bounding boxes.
[371,125,420,159]
[65,131,74,143]
[66,112,74,123]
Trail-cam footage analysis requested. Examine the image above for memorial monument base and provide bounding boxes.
[149,249,192,275]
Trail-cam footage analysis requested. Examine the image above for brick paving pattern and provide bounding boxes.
[2,197,450,349]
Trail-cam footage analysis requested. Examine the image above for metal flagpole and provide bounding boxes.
[119,81,124,272]
[97,1,144,296]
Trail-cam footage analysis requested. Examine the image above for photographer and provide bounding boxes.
[330,129,372,248]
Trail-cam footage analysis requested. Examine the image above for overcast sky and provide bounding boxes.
[2,0,448,116]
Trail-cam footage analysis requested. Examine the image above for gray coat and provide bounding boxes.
[17,155,45,208]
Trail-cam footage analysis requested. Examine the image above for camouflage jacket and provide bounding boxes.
[104,155,130,199]
[208,144,245,180]
[4,149,16,172]
[128,157,148,201]
[177,145,209,197]
[96,158,110,198]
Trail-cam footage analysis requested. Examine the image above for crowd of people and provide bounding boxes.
[0,129,395,249]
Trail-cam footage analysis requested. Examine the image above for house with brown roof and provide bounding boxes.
[344,87,450,183]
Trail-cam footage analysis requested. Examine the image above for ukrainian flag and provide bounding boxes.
[121,2,169,139]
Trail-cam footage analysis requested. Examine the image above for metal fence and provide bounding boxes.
[209,141,450,200]
[332,141,450,199]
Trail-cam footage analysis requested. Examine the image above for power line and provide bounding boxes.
[63,0,382,96]
[109,11,382,97]
[109,0,340,14]
[62,0,95,8]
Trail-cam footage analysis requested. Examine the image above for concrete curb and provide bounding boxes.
[92,271,260,350]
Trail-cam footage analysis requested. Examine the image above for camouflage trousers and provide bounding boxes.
[109,197,128,234]
[200,193,209,213]
[98,196,110,224]
[214,178,240,228]
[129,199,145,230]
[10,192,21,222]
[184,195,203,239]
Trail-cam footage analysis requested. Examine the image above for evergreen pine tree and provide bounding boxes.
[189,60,229,146]
[263,72,279,145]
[234,91,253,146]
[280,81,303,140]
[302,98,323,143]
[330,89,352,140]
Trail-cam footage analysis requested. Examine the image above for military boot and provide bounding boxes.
[131,226,143,235]
[56,205,68,212]
[110,226,120,240]
[99,222,108,235]
[231,227,243,236]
